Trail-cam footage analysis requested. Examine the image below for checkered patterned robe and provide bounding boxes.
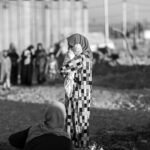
[60,54,92,148]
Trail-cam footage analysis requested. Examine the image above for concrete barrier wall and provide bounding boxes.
[0,0,88,53]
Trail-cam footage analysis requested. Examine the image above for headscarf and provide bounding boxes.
[26,101,69,143]
[44,101,66,129]
[67,33,93,59]
[28,45,34,50]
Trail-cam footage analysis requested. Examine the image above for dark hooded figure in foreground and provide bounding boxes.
[9,101,73,150]
[60,33,93,148]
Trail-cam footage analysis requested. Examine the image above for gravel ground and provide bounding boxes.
[0,85,65,104]
[1,85,150,111]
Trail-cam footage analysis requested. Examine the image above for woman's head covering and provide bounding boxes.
[44,101,66,129]
[37,43,43,50]
[67,33,93,59]
[26,101,69,143]
[9,43,16,52]
[27,45,34,51]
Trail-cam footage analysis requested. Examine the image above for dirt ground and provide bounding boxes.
[1,85,150,150]
[1,85,150,111]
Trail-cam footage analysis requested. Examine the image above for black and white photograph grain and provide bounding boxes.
[0,0,150,150]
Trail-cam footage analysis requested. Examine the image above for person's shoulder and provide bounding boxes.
[40,133,71,143]
[29,134,72,147]
[47,134,73,149]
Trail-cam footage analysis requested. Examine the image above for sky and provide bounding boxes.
[88,0,150,26]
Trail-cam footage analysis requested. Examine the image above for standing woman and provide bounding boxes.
[8,43,19,85]
[35,43,47,84]
[60,33,92,148]
[21,45,35,86]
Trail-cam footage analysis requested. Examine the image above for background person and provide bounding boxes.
[9,101,73,150]
[45,53,58,84]
[8,43,19,85]
[60,33,93,148]
[20,45,35,86]
[35,43,47,84]
[55,39,68,70]
[1,50,12,90]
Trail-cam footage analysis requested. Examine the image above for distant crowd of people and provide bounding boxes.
[0,39,120,90]
[0,42,64,90]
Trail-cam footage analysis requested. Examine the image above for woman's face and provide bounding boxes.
[72,44,82,56]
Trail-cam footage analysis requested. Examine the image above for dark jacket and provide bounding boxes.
[9,128,73,150]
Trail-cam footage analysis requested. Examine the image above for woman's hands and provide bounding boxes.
[67,50,75,60]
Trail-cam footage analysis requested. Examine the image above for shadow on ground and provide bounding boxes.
[0,100,150,150]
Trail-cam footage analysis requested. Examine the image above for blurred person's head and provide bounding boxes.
[37,43,43,50]
[49,53,55,61]
[60,39,68,54]
[44,101,66,129]
[3,49,9,57]
[9,43,16,52]
[49,45,55,53]
[27,45,35,54]
[27,45,34,51]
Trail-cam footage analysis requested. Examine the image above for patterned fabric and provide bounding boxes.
[63,50,75,98]
[60,53,92,148]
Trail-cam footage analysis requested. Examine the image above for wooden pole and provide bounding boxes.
[17,0,21,52]
[70,0,74,34]
[134,4,139,38]
[50,0,53,46]
[83,0,88,35]
[1,0,4,50]
[104,0,109,47]
[30,0,36,46]
[123,0,127,49]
